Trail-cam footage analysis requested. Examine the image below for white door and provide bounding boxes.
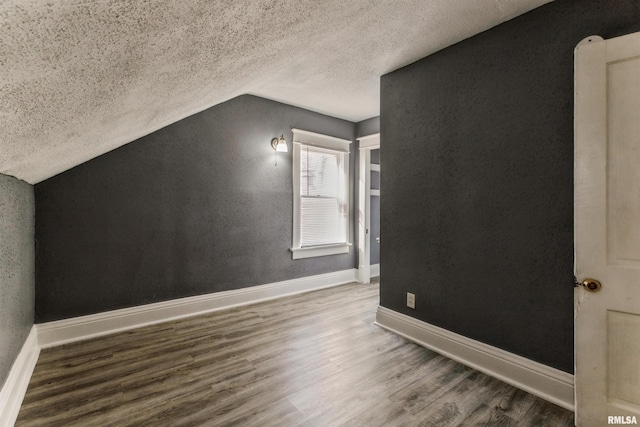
[575,32,640,426]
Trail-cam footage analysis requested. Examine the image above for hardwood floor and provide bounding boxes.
[16,282,574,426]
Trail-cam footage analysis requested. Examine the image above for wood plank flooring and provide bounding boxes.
[16,282,575,426]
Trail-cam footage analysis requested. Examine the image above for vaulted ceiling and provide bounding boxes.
[1,0,552,183]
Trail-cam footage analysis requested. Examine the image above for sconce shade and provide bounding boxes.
[271,135,288,152]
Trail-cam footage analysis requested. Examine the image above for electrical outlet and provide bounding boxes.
[407,292,415,309]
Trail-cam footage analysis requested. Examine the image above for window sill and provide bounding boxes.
[290,243,350,260]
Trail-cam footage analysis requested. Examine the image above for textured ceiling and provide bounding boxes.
[1,0,552,183]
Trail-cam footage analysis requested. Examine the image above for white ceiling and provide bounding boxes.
[0,0,552,184]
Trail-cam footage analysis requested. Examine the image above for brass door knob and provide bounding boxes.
[578,278,602,292]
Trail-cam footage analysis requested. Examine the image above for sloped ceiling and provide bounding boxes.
[1,0,552,184]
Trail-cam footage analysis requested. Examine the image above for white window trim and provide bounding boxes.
[291,128,352,260]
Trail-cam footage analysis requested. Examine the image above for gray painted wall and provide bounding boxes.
[0,174,34,388]
[35,95,356,322]
[380,0,640,373]
[356,117,380,139]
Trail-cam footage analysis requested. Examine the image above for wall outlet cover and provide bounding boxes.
[407,292,415,309]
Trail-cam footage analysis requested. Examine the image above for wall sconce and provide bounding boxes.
[271,134,288,165]
[271,135,288,152]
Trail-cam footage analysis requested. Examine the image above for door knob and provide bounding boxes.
[574,277,602,292]
[376,237,380,243]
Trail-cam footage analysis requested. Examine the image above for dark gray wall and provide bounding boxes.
[380,0,640,373]
[0,174,34,388]
[356,116,380,139]
[35,95,356,322]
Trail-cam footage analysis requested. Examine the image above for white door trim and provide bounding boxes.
[357,133,380,283]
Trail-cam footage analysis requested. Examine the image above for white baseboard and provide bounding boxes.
[375,306,575,411]
[37,269,358,348]
[356,264,380,283]
[0,327,40,427]
[370,263,380,278]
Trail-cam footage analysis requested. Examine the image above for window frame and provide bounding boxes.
[291,128,351,260]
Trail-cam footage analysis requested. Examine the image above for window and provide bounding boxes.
[291,129,351,259]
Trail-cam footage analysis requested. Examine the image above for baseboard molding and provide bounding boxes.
[37,269,358,348]
[370,263,380,278]
[0,327,40,427]
[356,264,380,283]
[375,306,575,411]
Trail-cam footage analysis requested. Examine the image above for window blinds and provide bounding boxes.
[299,146,347,246]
